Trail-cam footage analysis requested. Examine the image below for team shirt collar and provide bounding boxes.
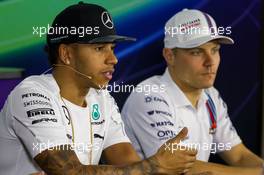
[161,68,209,108]
[40,74,103,99]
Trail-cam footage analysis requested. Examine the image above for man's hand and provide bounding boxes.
[151,127,197,174]
[34,127,196,175]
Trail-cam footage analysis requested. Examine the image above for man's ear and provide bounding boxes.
[163,48,175,66]
[58,44,71,65]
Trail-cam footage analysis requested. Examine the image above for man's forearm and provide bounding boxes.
[188,160,262,175]
[34,145,161,175]
[85,158,159,175]
[233,153,264,167]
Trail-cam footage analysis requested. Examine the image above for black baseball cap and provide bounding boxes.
[47,1,136,46]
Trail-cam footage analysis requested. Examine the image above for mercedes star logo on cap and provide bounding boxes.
[101,11,114,29]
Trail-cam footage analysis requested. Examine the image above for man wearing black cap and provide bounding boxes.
[0,2,201,175]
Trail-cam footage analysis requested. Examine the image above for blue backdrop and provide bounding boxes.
[0,0,262,161]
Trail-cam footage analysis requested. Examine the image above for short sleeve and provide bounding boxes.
[210,89,242,153]
[9,87,69,157]
[103,96,130,150]
[122,91,176,158]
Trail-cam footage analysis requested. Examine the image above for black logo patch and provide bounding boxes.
[32,118,57,124]
[94,133,104,140]
[91,119,105,125]
[147,110,172,117]
[27,108,55,118]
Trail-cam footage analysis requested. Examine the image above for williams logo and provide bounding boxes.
[147,110,155,115]
[92,104,100,120]
[147,110,172,117]
[27,108,55,118]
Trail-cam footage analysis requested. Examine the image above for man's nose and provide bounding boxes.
[204,52,215,67]
[106,51,118,65]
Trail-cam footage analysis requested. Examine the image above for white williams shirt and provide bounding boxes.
[0,74,130,175]
[122,68,241,161]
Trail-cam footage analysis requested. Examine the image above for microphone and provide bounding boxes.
[53,64,104,91]
[53,64,92,80]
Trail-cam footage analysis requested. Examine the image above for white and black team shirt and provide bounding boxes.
[122,68,241,161]
[0,74,130,175]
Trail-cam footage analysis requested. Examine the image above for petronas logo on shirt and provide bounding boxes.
[92,104,100,120]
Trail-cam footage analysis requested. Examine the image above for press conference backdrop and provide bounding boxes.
[0,0,263,160]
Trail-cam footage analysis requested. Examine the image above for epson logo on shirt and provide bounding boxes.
[26,108,55,118]
[150,121,174,128]
[147,110,172,117]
